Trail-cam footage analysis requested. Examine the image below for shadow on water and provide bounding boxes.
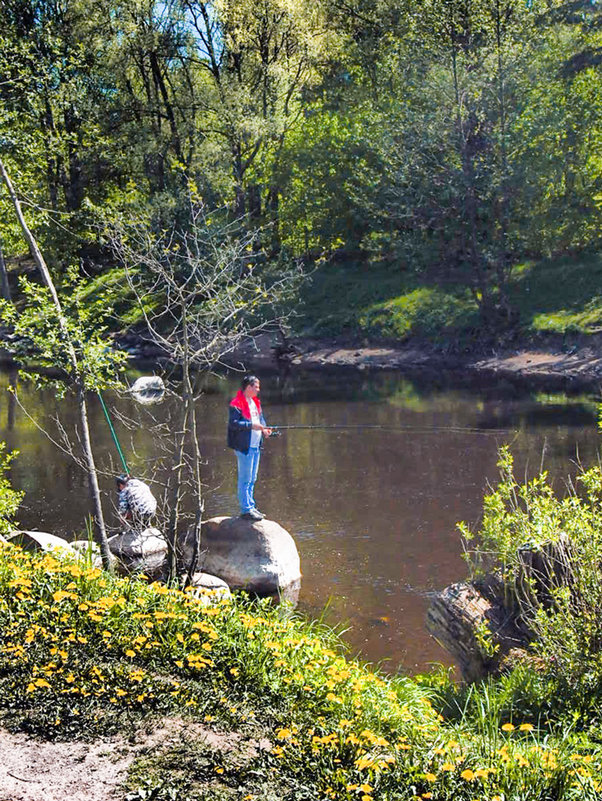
[0,364,600,674]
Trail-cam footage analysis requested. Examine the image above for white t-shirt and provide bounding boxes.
[248,401,262,448]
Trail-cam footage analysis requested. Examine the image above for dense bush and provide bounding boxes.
[460,446,602,707]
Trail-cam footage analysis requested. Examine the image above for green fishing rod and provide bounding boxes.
[97,391,130,474]
[269,423,515,436]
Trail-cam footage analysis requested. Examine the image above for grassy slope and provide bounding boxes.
[295,253,602,344]
[1,544,602,800]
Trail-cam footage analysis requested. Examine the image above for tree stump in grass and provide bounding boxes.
[514,533,574,616]
[426,535,574,681]
[426,580,530,682]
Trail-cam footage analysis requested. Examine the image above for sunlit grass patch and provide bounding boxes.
[508,253,602,335]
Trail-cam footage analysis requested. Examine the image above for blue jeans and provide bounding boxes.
[235,447,261,514]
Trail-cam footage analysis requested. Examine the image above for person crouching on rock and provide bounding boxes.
[115,475,157,531]
[227,375,272,521]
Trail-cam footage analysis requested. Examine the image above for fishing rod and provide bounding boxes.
[269,423,515,436]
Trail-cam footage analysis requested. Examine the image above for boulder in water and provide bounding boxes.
[71,539,118,570]
[198,516,301,602]
[109,527,167,579]
[130,375,166,405]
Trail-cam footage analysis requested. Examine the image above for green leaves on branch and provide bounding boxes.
[0,444,22,539]
[459,445,602,685]
[0,271,127,394]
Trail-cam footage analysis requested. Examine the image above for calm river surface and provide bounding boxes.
[0,364,599,674]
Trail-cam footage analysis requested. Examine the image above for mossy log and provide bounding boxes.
[426,535,573,681]
[426,581,529,681]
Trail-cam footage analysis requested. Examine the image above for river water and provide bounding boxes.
[0,364,599,674]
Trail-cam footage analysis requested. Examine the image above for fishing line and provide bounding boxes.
[270,424,515,436]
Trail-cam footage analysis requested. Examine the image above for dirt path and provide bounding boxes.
[0,721,241,801]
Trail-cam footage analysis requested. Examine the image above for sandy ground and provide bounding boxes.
[232,333,602,389]
[0,720,244,801]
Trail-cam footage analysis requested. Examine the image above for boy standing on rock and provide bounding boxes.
[227,375,272,521]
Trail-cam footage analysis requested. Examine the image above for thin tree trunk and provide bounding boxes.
[0,237,10,302]
[0,156,113,571]
[77,383,113,570]
[166,397,189,580]
[449,14,490,321]
[183,361,203,586]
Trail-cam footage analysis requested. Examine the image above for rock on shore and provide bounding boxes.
[198,516,301,602]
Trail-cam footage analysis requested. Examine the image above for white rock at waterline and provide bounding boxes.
[199,516,301,602]
[71,539,118,569]
[130,375,166,404]
[7,530,75,556]
[185,572,231,604]
[108,527,167,579]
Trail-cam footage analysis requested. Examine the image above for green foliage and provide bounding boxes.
[0,444,22,539]
[2,0,602,336]
[3,543,602,799]
[0,270,127,393]
[460,446,602,698]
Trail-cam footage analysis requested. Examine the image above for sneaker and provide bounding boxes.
[241,509,263,521]
[252,509,266,519]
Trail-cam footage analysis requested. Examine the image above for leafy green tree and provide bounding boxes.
[0,157,126,570]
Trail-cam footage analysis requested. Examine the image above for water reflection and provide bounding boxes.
[0,366,599,674]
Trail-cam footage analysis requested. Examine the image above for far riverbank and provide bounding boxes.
[230,332,602,392]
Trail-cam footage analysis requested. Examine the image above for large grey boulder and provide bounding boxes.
[7,530,75,556]
[198,516,301,602]
[108,527,167,579]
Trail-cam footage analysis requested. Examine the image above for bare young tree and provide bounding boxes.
[108,198,301,580]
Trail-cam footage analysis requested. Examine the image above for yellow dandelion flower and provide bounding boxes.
[519,723,534,732]
[460,769,475,781]
[424,773,437,783]
[474,768,490,779]
[276,728,292,740]
[125,649,136,658]
[501,723,514,732]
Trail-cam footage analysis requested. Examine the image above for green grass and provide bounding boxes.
[2,543,602,799]
[295,252,602,343]
[295,263,479,343]
[508,254,602,335]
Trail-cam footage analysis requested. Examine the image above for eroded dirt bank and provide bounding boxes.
[231,333,602,391]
